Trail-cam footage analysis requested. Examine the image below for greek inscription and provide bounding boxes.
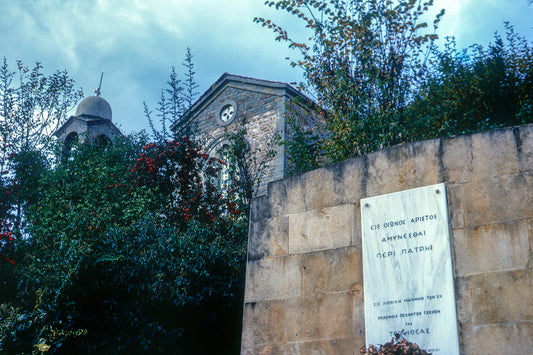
[362,184,459,354]
[381,230,426,243]
[400,245,433,255]
[410,214,437,223]
[369,213,438,232]
[374,295,442,307]
[424,309,441,315]
[389,328,430,337]
[378,314,398,320]
[382,219,406,228]
[376,251,396,259]
[403,297,424,303]
[382,299,402,305]
[399,312,422,318]
[426,294,443,300]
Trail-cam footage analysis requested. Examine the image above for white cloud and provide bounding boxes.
[0,0,531,133]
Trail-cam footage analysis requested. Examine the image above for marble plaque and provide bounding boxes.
[361,183,459,354]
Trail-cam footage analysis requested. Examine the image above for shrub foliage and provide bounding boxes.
[0,135,248,354]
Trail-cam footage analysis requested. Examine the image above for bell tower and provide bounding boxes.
[54,71,122,147]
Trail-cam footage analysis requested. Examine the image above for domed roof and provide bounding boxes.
[75,95,112,121]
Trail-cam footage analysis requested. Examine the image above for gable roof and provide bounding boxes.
[170,73,314,132]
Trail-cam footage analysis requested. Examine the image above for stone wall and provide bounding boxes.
[241,124,533,354]
[188,84,287,193]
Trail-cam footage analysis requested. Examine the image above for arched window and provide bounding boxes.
[64,132,79,155]
[206,137,231,190]
[96,134,112,149]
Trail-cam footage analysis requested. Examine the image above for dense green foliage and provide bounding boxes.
[407,24,533,139]
[0,58,83,155]
[256,0,444,162]
[0,59,82,273]
[0,52,261,353]
[0,59,83,245]
[258,1,533,174]
[277,100,322,176]
[0,135,248,354]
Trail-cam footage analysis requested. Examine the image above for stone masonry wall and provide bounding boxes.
[241,124,533,354]
[190,85,287,193]
[56,118,122,143]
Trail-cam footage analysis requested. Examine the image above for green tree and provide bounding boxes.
[182,47,200,113]
[256,0,444,164]
[0,57,83,234]
[144,48,200,141]
[0,58,83,156]
[277,98,323,176]
[1,135,247,354]
[406,24,533,138]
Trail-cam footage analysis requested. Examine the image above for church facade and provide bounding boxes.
[171,73,319,194]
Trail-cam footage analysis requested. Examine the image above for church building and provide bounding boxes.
[171,73,319,193]
[55,73,320,194]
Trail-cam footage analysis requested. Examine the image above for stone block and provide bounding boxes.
[352,282,365,339]
[366,139,442,197]
[248,344,285,355]
[352,202,363,249]
[462,323,533,354]
[285,296,319,341]
[339,157,366,205]
[446,184,464,229]
[441,135,474,184]
[302,158,366,211]
[454,276,473,328]
[303,167,341,211]
[250,195,272,222]
[267,174,306,218]
[471,128,519,179]
[460,172,533,227]
[248,216,289,260]
[246,338,366,355]
[302,247,363,295]
[244,255,302,302]
[452,221,530,276]
[470,269,532,325]
[289,204,355,254]
[443,128,520,184]
[517,124,533,172]
[285,292,353,342]
[241,300,286,349]
[528,219,533,269]
[318,292,355,339]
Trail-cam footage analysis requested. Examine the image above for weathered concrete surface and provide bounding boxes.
[241,124,533,354]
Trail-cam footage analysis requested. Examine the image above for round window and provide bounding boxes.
[220,104,235,122]
[217,100,238,125]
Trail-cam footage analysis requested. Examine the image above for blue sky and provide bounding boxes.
[1,0,532,134]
